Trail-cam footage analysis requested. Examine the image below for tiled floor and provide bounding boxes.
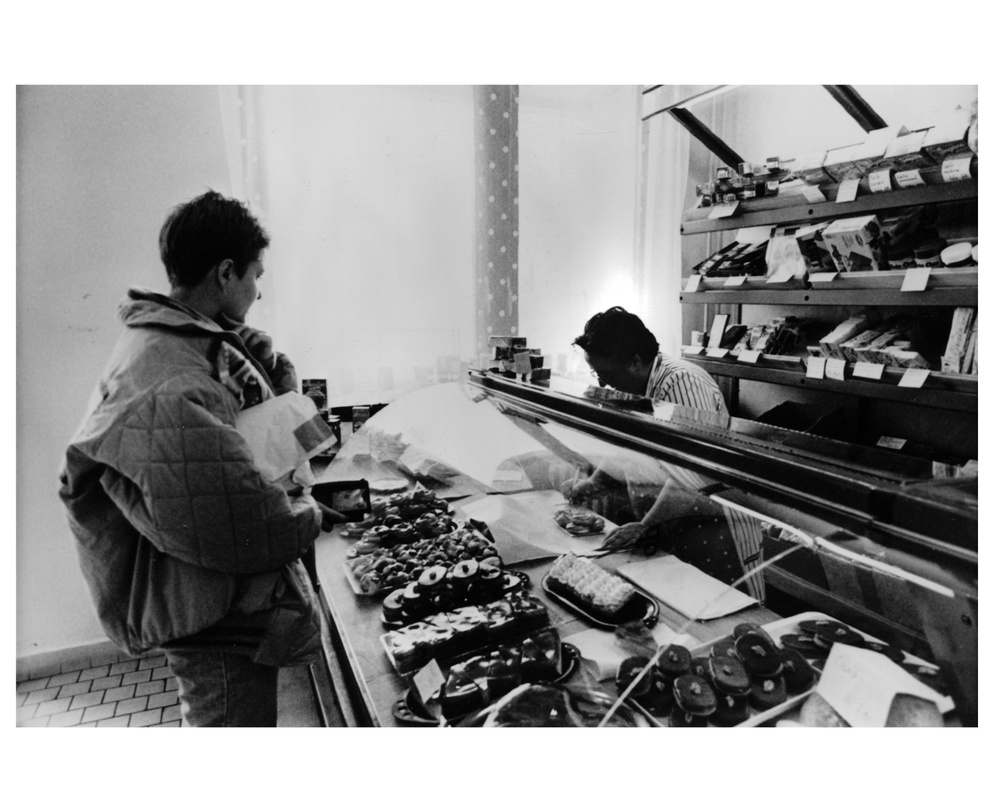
[16,654,182,727]
[16,654,322,727]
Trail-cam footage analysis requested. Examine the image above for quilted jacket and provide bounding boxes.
[59,288,322,655]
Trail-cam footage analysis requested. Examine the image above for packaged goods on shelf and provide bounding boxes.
[820,215,883,272]
[782,151,831,185]
[818,316,870,360]
[854,323,913,364]
[731,317,812,356]
[487,336,548,382]
[691,239,768,277]
[878,130,935,171]
[766,222,832,277]
[941,307,976,374]
[921,109,973,163]
[822,142,865,183]
[881,347,931,369]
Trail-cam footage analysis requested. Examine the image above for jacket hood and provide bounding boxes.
[119,287,224,336]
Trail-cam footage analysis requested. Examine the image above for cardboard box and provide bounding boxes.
[820,215,883,272]
[942,307,976,374]
[819,316,869,360]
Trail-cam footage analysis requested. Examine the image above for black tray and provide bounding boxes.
[392,643,580,726]
[541,574,659,629]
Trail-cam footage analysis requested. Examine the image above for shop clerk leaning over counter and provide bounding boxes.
[563,306,766,599]
[59,190,345,727]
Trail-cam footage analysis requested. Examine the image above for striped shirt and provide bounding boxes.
[644,354,728,414]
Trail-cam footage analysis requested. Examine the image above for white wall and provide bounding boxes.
[16,86,236,657]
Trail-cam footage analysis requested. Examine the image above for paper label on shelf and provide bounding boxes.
[684,274,702,293]
[810,272,838,283]
[708,314,729,348]
[900,267,932,292]
[737,349,761,364]
[869,169,893,193]
[413,659,445,704]
[825,358,847,381]
[766,268,793,284]
[798,184,826,203]
[853,362,885,381]
[708,200,740,218]
[707,348,730,359]
[895,169,925,188]
[942,155,973,183]
[899,368,931,388]
[724,275,747,287]
[877,436,907,450]
[806,356,826,379]
[817,644,950,727]
[682,345,705,356]
[836,178,860,203]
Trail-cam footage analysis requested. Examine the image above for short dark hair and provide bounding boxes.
[158,190,270,288]
[573,306,659,363]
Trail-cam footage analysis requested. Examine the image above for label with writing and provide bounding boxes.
[806,356,826,379]
[707,348,730,359]
[825,358,847,381]
[684,274,702,293]
[708,200,740,218]
[852,362,884,381]
[798,184,826,203]
[901,267,931,292]
[942,155,973,183]
[836,178,860,203]
[899,368,931,388]
[877,435,907,450]
[737,349,761,364]
[412,659,445,704]
[724,275,747,287]
[682,345,705,356]
[869,169,893,193]
[895,169,925,188]
[817,644,949,727]
[809,272,838,284]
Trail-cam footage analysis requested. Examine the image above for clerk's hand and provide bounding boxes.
[317,501,349,532]
[600,521,650,551]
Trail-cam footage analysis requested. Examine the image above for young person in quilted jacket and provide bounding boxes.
[59,190,342,726]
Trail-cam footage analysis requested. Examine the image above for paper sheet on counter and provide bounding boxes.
[568,625,697,681]
[617,555,759,621]
[456,490,611,565]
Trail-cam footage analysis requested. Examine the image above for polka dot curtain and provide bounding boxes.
[474,86,519,363]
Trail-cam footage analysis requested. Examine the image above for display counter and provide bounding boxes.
[309,377,976,727]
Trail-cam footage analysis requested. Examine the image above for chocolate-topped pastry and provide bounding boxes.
[641,670,675,718]
[710,636,740,661]
[690,656,712,678]
[382,587,406,623]
[711,692,750,727]
[778,648,816,695]
[450,558,480,587]
[735,633,783,678]
[672,673,717,717]
[475,563,506,601]
[799,619,865,648]
[709,655,751,696]
[863,641,906,664]
[749,675,788,710]
[417,565,448,596]
[657,644,692,683]
[733,622,775,647]
[669,709,709,727]
[439,668,485,720]
[400,581,426,620]
[617,656,654,698]
[779,633,829,660]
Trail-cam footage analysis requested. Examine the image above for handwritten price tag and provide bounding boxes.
[707,348,730,359]
[682,345,705,356]
[895,169,925,188]
[852,362,884,381]
[825,359,847,381]
[942,155,973,183]
[901,267,931,292]
[798,184,826,203]
[877,436,907,450]
[737,350,761,364]
[724,275,747,287]
[708,200,740,218]
[869,168,893,193]
[806,356,826,379]
[810,272,838,284]
[836,178,860,203]
[899,368,931,388]
[413,659,445,704]
[684,274,702,293]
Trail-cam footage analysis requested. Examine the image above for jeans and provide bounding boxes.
[164,649,279,727]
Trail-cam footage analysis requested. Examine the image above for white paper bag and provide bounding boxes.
[236,393,336,483]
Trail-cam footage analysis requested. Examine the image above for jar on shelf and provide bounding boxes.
[913,238,948,268]
[886,243,916,270]
[941,242,975,268]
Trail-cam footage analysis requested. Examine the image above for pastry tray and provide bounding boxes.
[379,570,530,626]
[633,610,952,728]
[541,573,659,629]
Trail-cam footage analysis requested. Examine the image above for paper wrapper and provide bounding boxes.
[236,392,336,484]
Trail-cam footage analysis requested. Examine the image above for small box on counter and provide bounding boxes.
[488,336,527,360]
[820,215,883,272]
[301,379,328,412]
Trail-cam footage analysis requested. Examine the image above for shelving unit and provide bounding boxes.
[665,84,978,456]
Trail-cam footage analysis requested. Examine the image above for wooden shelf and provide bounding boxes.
[681,173,977,236]
[685,356,977,413]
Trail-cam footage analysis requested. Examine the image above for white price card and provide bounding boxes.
[899,368,931,388]
[682,345,705,356]
[836,178,860,203]
[684,274,702,293]
[413,659,445,704]
[895,169,925,188]
[737,350,761,364]
[877,436,907,450]
[766,268,793,284]
[809,272,839,284]
[707,348,730,359]
[806,356,827,379]
[942,155,973,183]
[797,184,826,203]
[852,362,885,381]
[901,267,931,292]
[825,358,847,381]
[724,275,747,287]
[708,200,740,218]
[869,168,893,193]
[817,644,951,728]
